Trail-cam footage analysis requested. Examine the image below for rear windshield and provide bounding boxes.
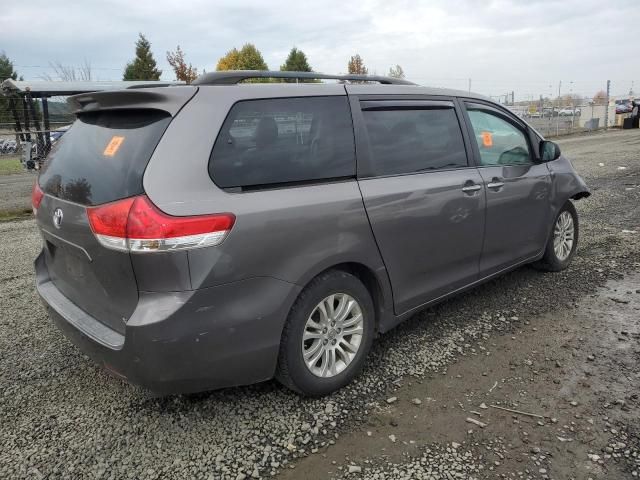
[209,96,355,189]
[39,109,171,206]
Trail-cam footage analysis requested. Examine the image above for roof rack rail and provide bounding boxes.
[191,70,416,86]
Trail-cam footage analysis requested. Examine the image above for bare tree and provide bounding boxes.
[388,65,405,79]
[593,90,607,105]
[40,59,92,81]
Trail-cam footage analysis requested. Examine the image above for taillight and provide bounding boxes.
[32,182,44,215]
[86,195,235,253]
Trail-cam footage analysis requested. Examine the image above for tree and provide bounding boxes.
[166,46,198,83]
[280,47,314,83]
[593,90,607,105]
[388,65,404,79]
[0,52,20,124]
[280,47,312,71]
[40,59,92,81]
[216,44,268,71]
[123,33,162,81]
[347,54,368,76]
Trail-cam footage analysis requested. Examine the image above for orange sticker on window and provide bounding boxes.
[481,131,493,148]
[103,136,125,157]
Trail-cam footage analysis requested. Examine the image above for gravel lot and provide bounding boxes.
[0,170,33,215]
[1,129,639,479]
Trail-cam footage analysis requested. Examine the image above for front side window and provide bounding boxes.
[362,107,468,176]
[209,96,355,188]
[467,109,532,166]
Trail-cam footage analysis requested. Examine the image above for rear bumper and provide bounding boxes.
[35,252,301,394]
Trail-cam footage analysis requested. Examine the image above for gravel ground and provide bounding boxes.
[0,170,34,214]
[0,129,639,479]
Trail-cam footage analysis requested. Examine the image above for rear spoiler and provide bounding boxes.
[68,86,198,117]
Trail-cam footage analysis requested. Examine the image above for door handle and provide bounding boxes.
[461,184,482,193]
[487,178,505,190]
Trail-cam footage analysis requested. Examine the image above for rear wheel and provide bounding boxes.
[533,201,579,272]
[276,270,374,396]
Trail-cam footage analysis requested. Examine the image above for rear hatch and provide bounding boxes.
[36,86,196,334]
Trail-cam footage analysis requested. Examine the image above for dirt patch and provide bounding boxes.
[279,274,640,479]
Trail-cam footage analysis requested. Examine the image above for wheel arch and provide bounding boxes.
[570,190,591,200]
[296,261,394,335]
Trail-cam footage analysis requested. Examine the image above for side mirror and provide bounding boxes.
[540,140,561,162]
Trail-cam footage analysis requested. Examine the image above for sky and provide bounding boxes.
[1,0,639,101]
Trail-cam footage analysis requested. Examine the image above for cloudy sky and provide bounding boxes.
[1,0,638,99]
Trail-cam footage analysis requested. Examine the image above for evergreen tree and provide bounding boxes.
[280,47,313,82]
[280,47,312,72]
[123,33,162,80]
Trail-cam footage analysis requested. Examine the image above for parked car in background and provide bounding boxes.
[559,107,580,116]
[616,100,633,114]
[49,125,70,144]
[0,139,17,154]
[33,71,590,397]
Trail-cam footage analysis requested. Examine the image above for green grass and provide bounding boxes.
[0,155,23,175]
[0,207,32,222]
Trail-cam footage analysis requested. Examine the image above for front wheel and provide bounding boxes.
[276,270,375,396]
[533,201,579,272]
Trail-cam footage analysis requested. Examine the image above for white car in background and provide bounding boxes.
[559,108,579,116]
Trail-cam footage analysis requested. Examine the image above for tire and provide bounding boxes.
[276,270,375,396]
[533,201,579,272]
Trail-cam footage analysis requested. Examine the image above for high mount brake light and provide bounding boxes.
[32,182,44,215]
[86,195,235,253]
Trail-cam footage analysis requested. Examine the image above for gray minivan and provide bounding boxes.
[33,71,590,396]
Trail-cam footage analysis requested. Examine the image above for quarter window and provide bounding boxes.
[209,96,355,188]
[467,109,532,166]
[361,107,468,176]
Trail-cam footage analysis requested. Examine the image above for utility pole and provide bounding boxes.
[604,79,610,130]
[468,78,471,93]
[556,80,562,136]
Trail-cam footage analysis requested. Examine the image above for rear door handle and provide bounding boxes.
[461,184,482,193]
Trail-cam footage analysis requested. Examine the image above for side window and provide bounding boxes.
[210,96,355,188]
[361,107,468,176]
[467,109,532,166]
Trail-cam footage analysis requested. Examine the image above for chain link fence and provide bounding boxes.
[505,97,617,137]
[0,94,74,161]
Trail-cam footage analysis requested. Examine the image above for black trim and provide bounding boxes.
[360,100,455,110]
[223,176,355,193]
[193,70,416,86]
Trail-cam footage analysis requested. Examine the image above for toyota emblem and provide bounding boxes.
[52,208,63,229]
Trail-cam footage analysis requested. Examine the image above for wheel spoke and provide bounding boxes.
[316,303,329,325]
[335,344,349,363]
[335,298,354,323]
[303,330,322,341]
[319,349,330,376]
[325,295,336,319]
[342,312,362,328]
[328,349,337,376]
[342,325,363,336]
[340,339,359,355]
[304,341,323,364]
